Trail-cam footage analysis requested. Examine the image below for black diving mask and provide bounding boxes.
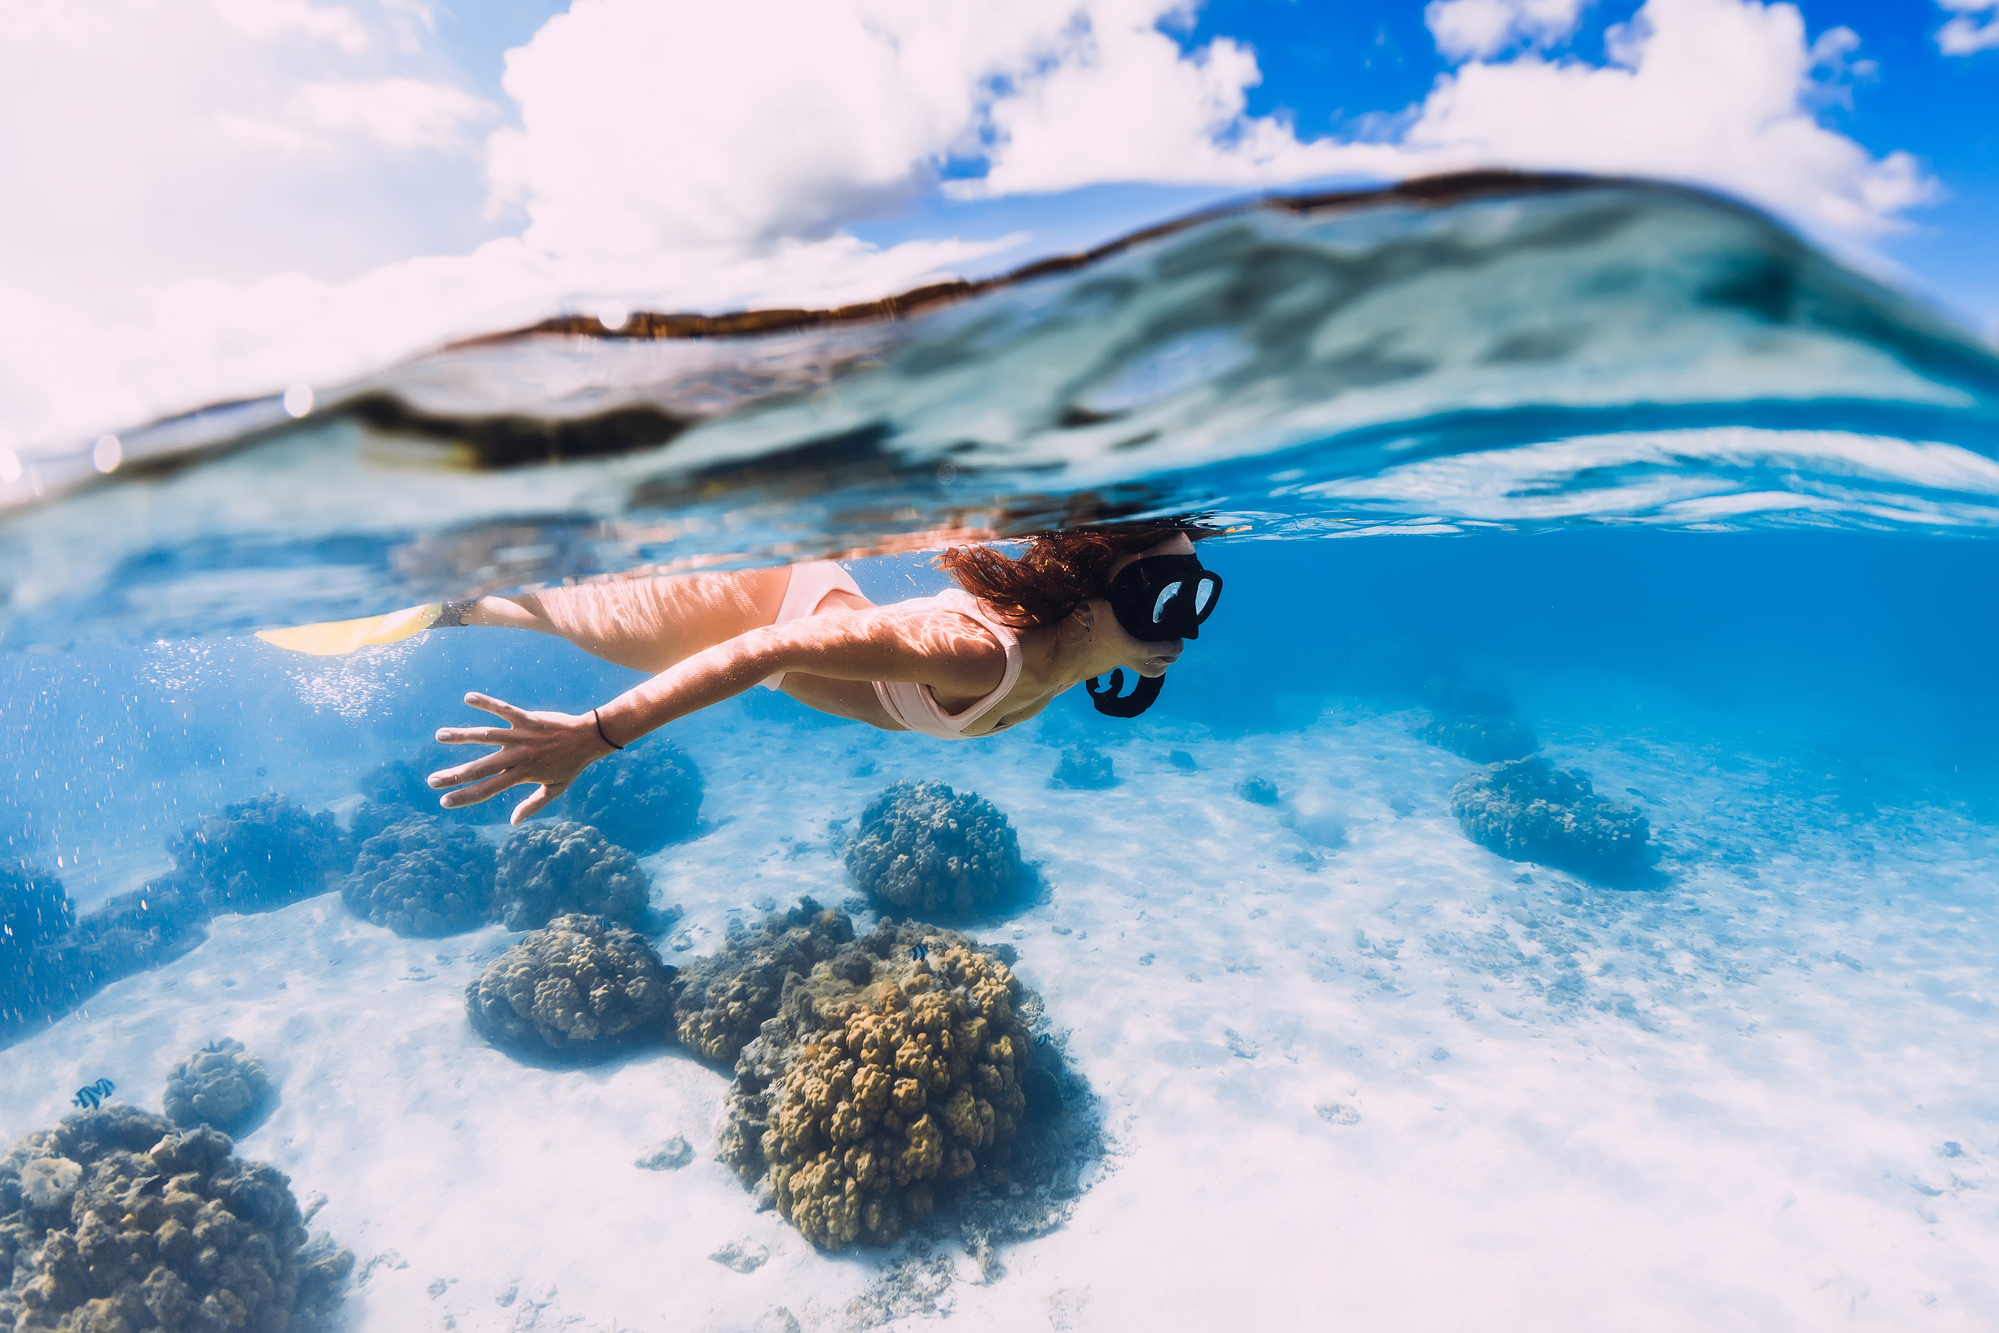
[1085,553,1223,720]
[1103,554,1222,643]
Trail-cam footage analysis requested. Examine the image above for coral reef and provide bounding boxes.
[164,1040,273,1135]
[561,740,704,855]
[1048,748,1117,790]
[718,920,1038,1251]
[1,860,72,952]
[1450,757,1652,883]
[844,783,1025,918]
[492,822,651,931]
[2,861,73,1022]
[351,750,508,842]
[3,870,209,1035]
[0,1104,352,1331]
[168,797,348,915]
[671,900,857,1064]
[1418,712,1539,764]
[1236,776,1280,806]
[465,914,675,1058]
[341,814,497,938]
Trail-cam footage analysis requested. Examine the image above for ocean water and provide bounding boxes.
[3,174,1999,1331]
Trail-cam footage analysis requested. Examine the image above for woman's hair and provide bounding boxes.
[937,524,1213,629]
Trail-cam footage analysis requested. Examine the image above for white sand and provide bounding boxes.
[4,697,1996,1332]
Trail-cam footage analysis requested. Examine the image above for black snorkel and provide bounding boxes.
[1086,553,1224,719]
[1086,669,1163,717]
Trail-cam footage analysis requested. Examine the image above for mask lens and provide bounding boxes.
[1151,581,1183,625]
[1193,578,1215,616]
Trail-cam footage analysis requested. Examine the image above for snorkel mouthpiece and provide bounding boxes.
[1086,669,1164,718]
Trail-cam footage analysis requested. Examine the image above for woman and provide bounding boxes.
[424,526,1224,822]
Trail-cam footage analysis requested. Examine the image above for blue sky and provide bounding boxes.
[0,0,1993,456]
[863,0,1999,315]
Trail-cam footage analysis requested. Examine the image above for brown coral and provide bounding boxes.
[0,1105,351,1331]
[670,898,856,1063]
[844,782,1025,917]
[163,1038,272,1134]
[465,913,675,1058]
[722,922,1035,1251]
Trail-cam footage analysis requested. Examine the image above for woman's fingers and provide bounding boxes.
[428,750,511,789]
[425,700,600,817]
[434,725,513,747]
[511,782,566,825]
[463,692,533,724]
[440,769,526,809]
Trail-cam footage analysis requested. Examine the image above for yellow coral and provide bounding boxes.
[753,931,1035,1251]
[890,1077,925,1115]
[853,1065,892,1114]
[829,1101,867,1145]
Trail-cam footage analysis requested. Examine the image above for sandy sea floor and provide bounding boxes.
[4,693,1997,1333]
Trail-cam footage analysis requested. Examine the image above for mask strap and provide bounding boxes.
[1086,669,1164,718]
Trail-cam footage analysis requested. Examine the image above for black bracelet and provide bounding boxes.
[593,708,624,750]
[432,599,478,629]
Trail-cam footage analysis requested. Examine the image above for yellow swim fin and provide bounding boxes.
[256,603,444,656]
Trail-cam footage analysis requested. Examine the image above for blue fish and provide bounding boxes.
[73,1078,114,1109]
[910,944,928,960]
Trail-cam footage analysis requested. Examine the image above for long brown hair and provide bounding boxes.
[937,523,1215,629]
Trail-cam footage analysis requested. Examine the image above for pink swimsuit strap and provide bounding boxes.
[758,561,865,692]
[871,591,1024,740]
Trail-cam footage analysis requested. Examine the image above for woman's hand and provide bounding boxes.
[428,692,616,825]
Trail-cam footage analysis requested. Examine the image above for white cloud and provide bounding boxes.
[1937,0,1999,54]
[0,0,497,305]
[289,78,495,149]
[961,0,1928,238]
[0,0,1944,459]
[485,0,989,253]
[482,0,1406,247]
[0,230,1015,459]
[966,10,1405,194]
[212,0,370,52]
[380,0,436,55]
[1399,0,1934,237]
[1425,0,1592,61]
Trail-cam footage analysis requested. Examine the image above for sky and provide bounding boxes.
[0,0,1993,458]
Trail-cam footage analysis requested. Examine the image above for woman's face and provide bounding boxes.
[1094,533,1196,677]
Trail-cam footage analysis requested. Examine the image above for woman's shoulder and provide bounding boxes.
[925,589,1020,645]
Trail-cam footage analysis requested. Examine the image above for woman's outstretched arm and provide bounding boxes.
[428,605,1007,822]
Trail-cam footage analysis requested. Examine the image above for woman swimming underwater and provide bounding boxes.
[422,526,1223,822]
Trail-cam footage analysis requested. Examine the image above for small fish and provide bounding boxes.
[72,1077,115,1109]
[909,944,928,961]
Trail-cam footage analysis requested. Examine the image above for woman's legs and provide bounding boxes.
[455,567,792,675]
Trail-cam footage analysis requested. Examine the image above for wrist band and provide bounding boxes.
[593,708,624,750]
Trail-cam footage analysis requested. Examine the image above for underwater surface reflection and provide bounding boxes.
[4,174,1999,1330]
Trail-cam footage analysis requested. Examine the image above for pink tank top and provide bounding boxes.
[871,590,1024,740]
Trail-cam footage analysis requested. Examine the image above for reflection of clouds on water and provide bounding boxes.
[286,640,419,719]
[12,181,1997,653]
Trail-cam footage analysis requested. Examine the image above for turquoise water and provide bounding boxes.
[4,175,1999,1330]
